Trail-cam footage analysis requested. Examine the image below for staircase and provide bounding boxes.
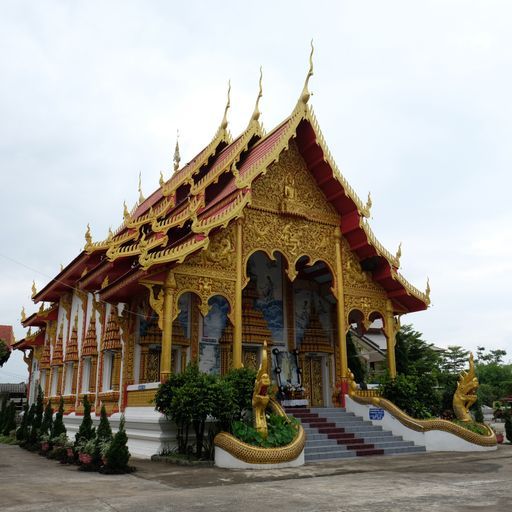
[286,406,426,463]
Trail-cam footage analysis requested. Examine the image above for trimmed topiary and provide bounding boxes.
[51,397,66,439]
[2,402,16,436]
[103,416,131,473]
[75,395,95,446]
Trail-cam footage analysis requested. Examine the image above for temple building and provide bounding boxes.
[14,60,429,456]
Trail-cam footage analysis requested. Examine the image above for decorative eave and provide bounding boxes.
[21,303,59,328]
[139,234,209,271]
[192,188,251,235]
[106,233,169,262]
[152,195,204,233]
[17,329,45,349]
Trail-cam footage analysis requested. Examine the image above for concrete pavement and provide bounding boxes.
[0,443,511,511]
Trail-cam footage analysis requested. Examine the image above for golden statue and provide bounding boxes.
[453,353,479,422]
[252,340,270,438]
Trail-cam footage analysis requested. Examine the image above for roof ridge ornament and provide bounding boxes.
[395,242,402,267]
[250,66,263,125]
[31,280,37,298]
[362,192,372,218]
[299,40,314,106]
[220,80,231,131]
[84,223,92,247]
[425,277,431,304]
[138,172,145,203]
[21,306,26,322]
[123,201,130,221]
[173,130,181,173]
[159,170,165,187]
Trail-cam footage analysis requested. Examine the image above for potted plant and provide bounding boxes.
[99,439,111,466]
[40,433,50,454]
[64,437,75,460]
[78,438,96,465]
[50,433,69,462]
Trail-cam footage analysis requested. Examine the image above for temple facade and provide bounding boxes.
[15,64,429,456]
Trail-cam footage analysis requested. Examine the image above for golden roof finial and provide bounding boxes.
[395,242,402,266]
[138,172,145,203]
[107,226,113,240]
[123,200,130,221]
[425,277,431,303]
[159,170,165,187]
[300,40,314,105]
[60,263,64,272]
[28,327,32,336]
[39,302,44,313]
[173,130,181,173]
[21,306,26,322]
[220,80,231,131]
[250,66,263,124]
[101,275,109,289]
[31,280,37,298]
[84,223,92,246]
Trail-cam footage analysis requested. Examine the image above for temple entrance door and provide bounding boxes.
[304,354,324,407]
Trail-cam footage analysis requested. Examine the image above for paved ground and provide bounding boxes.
[1,444,511,511]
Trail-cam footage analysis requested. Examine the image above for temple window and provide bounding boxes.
[40,370,46,394]
[102,351,115,391]
[81,357,91,393]
[50,367,58,396]
[63,362,74,395]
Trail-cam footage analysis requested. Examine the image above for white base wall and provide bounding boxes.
[63,407,177,459]
[345,396,496,452]
[215,446,304,469]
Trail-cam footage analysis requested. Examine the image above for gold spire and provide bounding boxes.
[31,280,37,298]
[21,306,26,322]
[220,80,231,131]
[123,201,130,221]
[138,172,145,203]
[425,277,431,303]
[250,67,263,124]
[299,40,314,105]
[173,130,181,173]
[395,242,402,266]
[159,170,165,187]
[85,223,92,246]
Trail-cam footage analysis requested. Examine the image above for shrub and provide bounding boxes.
[51,397,66,439]
[16,403,29,441]
[2,402,16,436]
[222,367,256,420]
[96,405,112,443]
[232,413,299,448]
[40,401,53,438]
[75,395,95,446]
[104,416,130,473]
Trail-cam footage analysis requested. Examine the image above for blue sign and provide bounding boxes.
[137,384,146,391]
[369,407,384,420]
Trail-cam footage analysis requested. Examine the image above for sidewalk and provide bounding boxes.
[1,443,511,511]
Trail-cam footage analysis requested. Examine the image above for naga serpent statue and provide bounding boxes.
[252,340,271,438]
[453,352,479,422]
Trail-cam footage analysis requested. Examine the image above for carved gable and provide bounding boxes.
[251,140,338,224]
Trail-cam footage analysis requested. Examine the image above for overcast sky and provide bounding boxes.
[1,1,511,383]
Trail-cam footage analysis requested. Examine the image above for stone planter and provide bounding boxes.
[41,442,50,453]
[496,432,504,444]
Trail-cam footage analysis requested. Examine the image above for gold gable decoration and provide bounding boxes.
[102,309,122,351]
[64,318,79,362]
[82,315,98,356]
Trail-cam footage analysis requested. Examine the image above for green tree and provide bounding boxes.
[75,395,95,445]
[28,387,44,446]
[105,416,130,473]
[221,367,256,421]
[395,325,441,376]
[0,339,11,367]
[51,397,66,439]
[441,346,470,374]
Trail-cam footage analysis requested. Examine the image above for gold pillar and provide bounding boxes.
[385,301,397,378]
[160,271,176,381]
[334,227,348,379]
[233,219,243,368]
